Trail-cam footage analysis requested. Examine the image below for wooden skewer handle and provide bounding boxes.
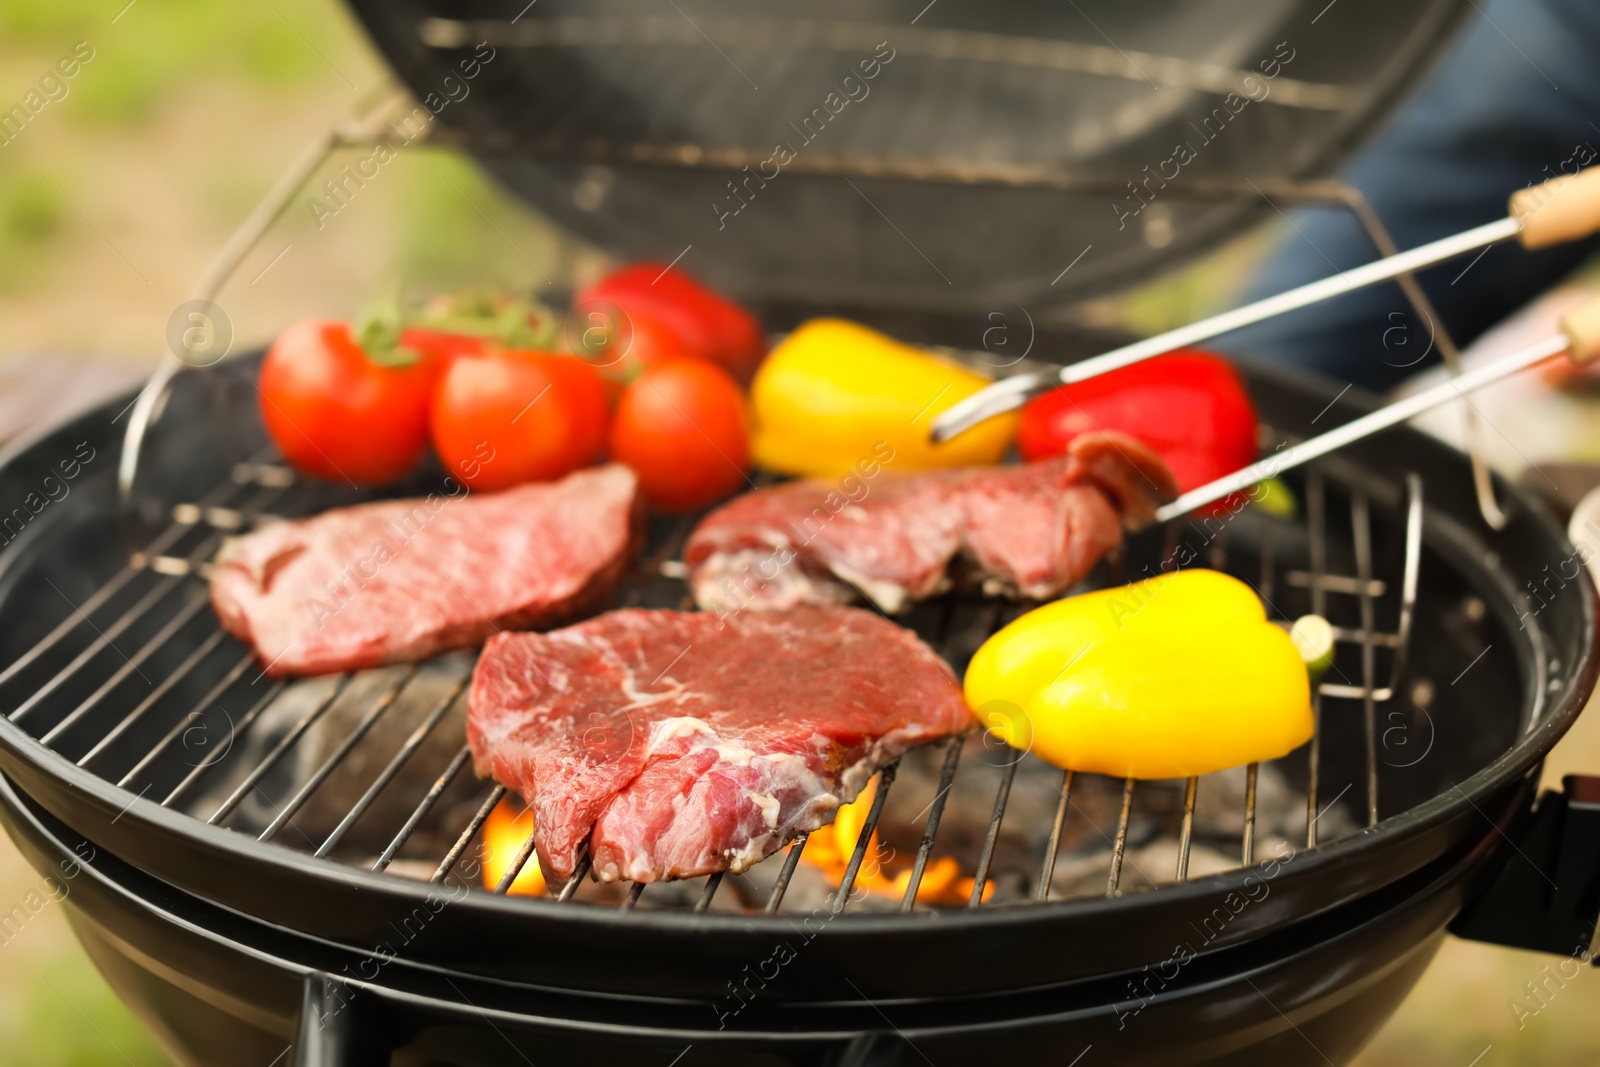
[1512,167,1600,249]
[1561,295,1600,364]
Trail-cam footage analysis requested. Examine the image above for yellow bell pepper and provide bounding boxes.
[965,569,1313,779]
[749,318,1016,476]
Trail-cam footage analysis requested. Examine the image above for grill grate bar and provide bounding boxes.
[56,442,1436,915]
[374,743,474,873]
[495,826,540,895]
[8,565,209,724]
[207,674,354,825]
[1176,776,1198,882]
[1392,475,1423,696]
[6,470,298,716]
[1285,573,1385,597]
[1352,494,1380,827]
[315,677,470,857]
[1106,777,1135,896]
[969,757,1017,908]
[764,832,810,914]
[258,667,421,842]
[1035,767,1074,902]
[433,781,505,883]
[91,633,232,774]
[830,762,898,914]
[0,454,271,691]
[558,854,591,901]
[0,563,147,690]
[902,736,963,911]
[161,675,284,806]
[694,871,724,913]
[1241,763,1259,865]
[627,513,700,605]
[1305,473,1327,848]
[39,590,212,747]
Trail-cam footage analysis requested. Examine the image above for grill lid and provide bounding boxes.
[346,0,1468,311]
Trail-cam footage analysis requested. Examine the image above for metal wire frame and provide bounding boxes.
[114,70,1503,547]
[422,16,1351,107]
[1,436,1425,918]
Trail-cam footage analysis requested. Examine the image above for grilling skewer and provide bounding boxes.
[931,167,1600,443]
[1149,294,1600,522]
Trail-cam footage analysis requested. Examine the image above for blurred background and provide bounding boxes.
[1,0,1599,1063]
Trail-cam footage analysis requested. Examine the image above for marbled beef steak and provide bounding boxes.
[211,465,641,677]
[466,606,972,884]
[684,432,1177,614]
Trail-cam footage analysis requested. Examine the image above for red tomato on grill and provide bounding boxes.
[610,359,751,511]
[399,326,489,363]
[431,349,610,492]
[1018,350,1258,515]
[257,320,439,486]
[575,264,766,384]
[574,311,704,386]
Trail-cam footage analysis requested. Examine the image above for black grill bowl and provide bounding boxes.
[0,761,1533,1066]
[0,351,1593,1066]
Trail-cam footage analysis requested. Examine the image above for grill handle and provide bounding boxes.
[292,972,393,1067]
[1450,775,1600,957]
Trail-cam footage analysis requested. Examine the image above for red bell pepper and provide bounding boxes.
[1018,349,1258,515]
[575,263,766,384]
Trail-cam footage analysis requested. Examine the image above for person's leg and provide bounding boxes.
[1218,0,1600,390]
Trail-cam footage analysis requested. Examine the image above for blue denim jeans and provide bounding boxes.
[1217,0,1600,391]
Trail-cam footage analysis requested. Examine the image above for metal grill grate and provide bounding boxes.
[0,445,1424,917]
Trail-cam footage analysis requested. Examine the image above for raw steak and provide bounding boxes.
[211,465,642,677]
[466,606,971,883]
[686,432,1176,614]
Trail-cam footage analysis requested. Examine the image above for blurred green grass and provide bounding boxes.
[0,939,174,1067]
[0,0,577,361]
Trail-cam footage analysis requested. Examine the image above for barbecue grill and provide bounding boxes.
[5,2,1600,1065]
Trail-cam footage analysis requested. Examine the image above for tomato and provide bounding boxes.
[574,310,704,385]
[257,320,438,486]
[399,326,488,363]
[1018,350,1258,516]
[575,264,767,384]
[610,359,750,511]
[431,349,609,492]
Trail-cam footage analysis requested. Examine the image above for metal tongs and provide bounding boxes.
[933,168,1600,441]
[929,166,1600,522]
[1152,300,1600,520]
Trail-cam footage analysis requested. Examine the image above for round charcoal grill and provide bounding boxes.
[4,1,1598,1064]
[0,346,1595,1067]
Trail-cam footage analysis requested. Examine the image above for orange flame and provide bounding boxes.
[801,774,992,906]
[481,797,547,896]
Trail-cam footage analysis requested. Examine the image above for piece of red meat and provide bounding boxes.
[466,606,971,884]
[211,464,642,677]
[684,432,1176,614]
